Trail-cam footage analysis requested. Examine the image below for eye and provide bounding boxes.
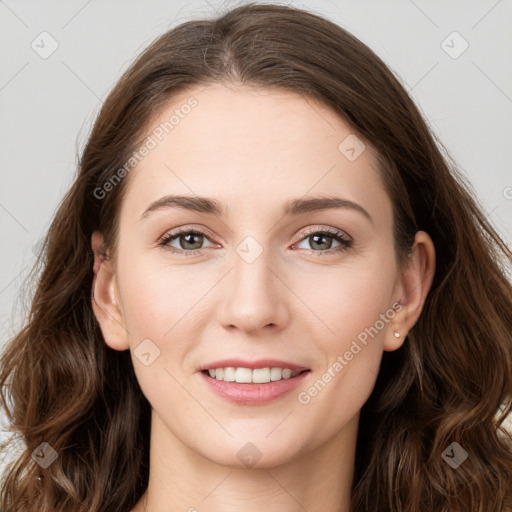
[158,226,352,256]
[158,228,218,255]
[293,227,352,255]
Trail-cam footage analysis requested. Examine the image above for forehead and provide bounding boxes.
[121,83,390,225]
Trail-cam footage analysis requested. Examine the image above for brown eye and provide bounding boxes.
[176,232,204,250]
[159,228,217,254]
[294,228,352,254]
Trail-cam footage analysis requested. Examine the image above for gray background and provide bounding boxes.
[1,0,511,456]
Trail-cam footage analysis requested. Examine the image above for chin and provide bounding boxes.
[196,435,304,469]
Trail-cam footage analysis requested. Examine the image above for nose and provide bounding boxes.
[216,247,290,334]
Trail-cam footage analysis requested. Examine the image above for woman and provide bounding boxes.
[1,3,511,511]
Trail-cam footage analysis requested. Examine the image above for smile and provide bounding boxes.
[203,366,308,383]
[199,368,311,405]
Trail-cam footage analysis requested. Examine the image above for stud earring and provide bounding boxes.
[394,331,400,338]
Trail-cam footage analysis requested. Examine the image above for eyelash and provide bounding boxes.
[158,226,353,257]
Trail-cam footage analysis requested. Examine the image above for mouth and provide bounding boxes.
[199,366,311,405]
[201,367,311,384]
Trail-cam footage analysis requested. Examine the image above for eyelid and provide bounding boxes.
[158,225,217,248]
[159,224,215,241]
[158,224,352,254]
[293,225,352,244]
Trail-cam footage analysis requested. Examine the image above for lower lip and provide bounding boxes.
[199,370,311,405]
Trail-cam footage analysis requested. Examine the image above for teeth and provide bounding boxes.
[224,367,236,382]
[270,367,283,381]
[235,367,253,383]
[282,369,293,379]
[206,366,300,383]
[252,368,270,383]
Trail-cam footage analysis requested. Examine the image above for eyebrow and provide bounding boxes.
[139,194,373,224]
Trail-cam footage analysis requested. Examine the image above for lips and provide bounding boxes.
[199,367,310,405]
[198,358,309,373]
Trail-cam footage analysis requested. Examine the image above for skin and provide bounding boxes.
[91,83,435,512]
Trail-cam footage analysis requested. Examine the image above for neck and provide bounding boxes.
[132,410,358,512]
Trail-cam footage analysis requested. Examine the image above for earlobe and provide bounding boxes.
[383,322,405,351]
[383,230,436,352]
[91,231,130,351]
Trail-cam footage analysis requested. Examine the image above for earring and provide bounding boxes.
[394,331,400,338]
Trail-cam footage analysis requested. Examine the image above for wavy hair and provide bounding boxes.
[1,2,512,511]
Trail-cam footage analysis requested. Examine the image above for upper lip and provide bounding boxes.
[199,358,310,373]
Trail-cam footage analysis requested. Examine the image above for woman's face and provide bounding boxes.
[94,83,413,468]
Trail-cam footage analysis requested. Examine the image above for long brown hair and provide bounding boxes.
[1,3,511,511]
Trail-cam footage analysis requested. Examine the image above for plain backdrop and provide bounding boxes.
[1,0,511,460]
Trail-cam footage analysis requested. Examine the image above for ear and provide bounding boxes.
[384,230,436,351]
[91,231,129,351]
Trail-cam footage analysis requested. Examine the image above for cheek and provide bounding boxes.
[116,251,201,338]
[300,254,397,348]
[115,256,204,407]
[115,251,219,382]
[296,253,396,407]
[296,290,391,444]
